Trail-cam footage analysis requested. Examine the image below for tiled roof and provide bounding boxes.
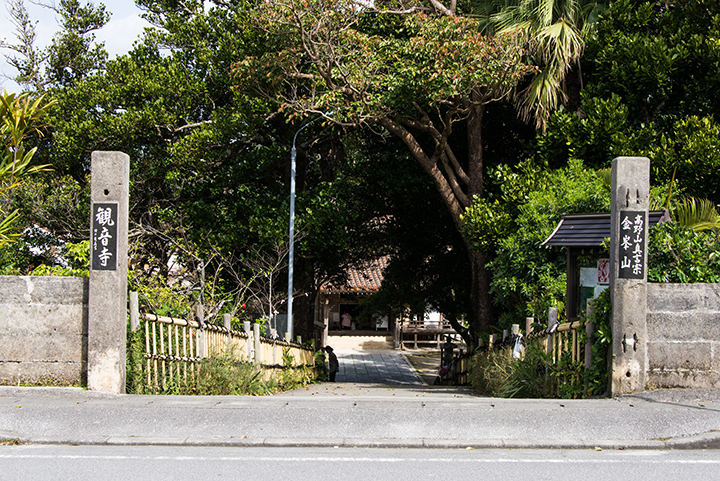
[542,210,672,247]
[322,256,389,293]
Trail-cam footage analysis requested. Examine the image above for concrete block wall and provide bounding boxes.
[646,283,720,388]
[0,276,88,386]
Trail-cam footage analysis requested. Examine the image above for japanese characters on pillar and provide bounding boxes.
[618,210,646,279]
[91,203,118,271]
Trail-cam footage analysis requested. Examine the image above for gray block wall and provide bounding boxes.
[647,283,720,388]
[0,276,88,386]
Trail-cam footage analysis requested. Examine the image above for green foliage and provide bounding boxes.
[194,354,275,396]
[465,159,609,326]
[671,197,720,231]
[585,288,611,396]
[648,222,720,283]
[236,3,530,124]
[28,240,89,277]
[276,347,314,390]
[131,273,193,319]
[651,117,720,204]
[581,0,720,204]
[586,0,720,129]
[0,91,54,247]
[468,348,515,396]
[126,340,316,395]
[469,289,611,398]
[470,342,586,398]
[125,325,147,395]
[314,350,328,382]
[46,0,110,88]
[483,0,607,129]
[537,94,656,169]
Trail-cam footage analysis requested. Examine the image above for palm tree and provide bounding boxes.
[672,197,720,232]
[0,91,53,246]
[474,0,606,130]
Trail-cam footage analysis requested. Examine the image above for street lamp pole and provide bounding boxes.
[287,114,323,341]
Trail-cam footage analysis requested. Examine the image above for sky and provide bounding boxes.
[0,0,151,93]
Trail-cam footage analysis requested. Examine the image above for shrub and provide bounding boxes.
[126,324,315,395]
[469,289,611,398]
[648,221,720,283]
[194,355,275,396]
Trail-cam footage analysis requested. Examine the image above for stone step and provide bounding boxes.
[325,335,394,352]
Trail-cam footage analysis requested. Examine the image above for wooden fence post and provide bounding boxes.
[488,334,495,349]
[585,300,595,370]
[196,304,206,358]
[547,307,558,357]
[223,313,231,355]
[129,291,139,332]
[525,317,534,336]
[254,323,261,365]
[244,321,252,362]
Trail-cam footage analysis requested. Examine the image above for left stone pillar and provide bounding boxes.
[87,151,130,393]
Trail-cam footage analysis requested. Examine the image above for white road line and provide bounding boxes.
[0,454,718,464]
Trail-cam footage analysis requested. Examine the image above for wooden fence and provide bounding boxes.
[131,299,315,392]
[487,308,594,369]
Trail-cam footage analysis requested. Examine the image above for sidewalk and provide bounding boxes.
[2,384,719,450]
[2,338,719,450]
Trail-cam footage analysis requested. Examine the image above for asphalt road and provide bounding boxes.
[2,445,720,481]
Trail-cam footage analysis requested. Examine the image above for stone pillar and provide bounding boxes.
[609,157,650,395]
[87,151,129,393]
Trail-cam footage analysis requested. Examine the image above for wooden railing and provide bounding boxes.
[487,308,594,369]
[393,318,463,350]
[133,307,315,392]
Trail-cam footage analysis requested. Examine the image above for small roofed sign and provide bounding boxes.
[91,202,118,271]
[618,210,646,279]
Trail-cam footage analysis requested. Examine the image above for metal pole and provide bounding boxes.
[288,114,324,341]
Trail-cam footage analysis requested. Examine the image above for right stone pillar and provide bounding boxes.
[609,157,650,395]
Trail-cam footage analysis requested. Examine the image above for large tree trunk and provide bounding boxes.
[378,99,496,348]
[464,96,494,346]
[468,248,493,343]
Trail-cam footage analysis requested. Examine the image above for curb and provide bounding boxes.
[5,434,720,450]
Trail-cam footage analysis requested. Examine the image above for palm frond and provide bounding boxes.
[672,197,720,231]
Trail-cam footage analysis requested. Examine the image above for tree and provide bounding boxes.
[1,0,374,339]
[235,0,531,345]
[572,0,720,202]
[477,0,607,130]
[0,0,110,91]
[0,0,46,91]
[463,159,610,326]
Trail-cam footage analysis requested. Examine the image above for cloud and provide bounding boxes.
[95,13,151,58]
[0,1,150,92]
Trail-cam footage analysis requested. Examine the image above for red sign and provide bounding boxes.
[598,259,610,284]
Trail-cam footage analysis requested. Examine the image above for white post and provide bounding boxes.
[196,305,206,358]
[129,291,139,332]
[254,323,261,365]
[547,307,559,356]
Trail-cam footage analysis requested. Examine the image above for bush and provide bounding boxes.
[648,221,720,283]
[469,289,611,398]
[194,355,276,396]
[126,325,315,395]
